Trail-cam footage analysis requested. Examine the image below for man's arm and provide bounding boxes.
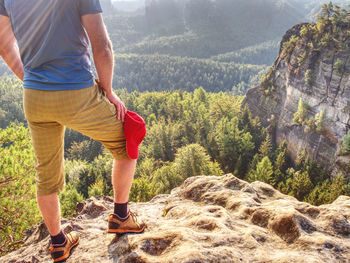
[0,15,23,81]
[81,13,125,121]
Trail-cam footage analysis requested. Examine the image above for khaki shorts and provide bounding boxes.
[23,82,128,196]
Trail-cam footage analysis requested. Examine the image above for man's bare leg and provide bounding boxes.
[108,157,145,233]
[36,158,136,234]
[112,158,137,203]
[37,193,61,236]
[37,192,79,261]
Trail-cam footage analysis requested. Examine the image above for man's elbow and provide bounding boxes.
[0,41,14,58]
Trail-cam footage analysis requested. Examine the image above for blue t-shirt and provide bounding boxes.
[0,0,102,90]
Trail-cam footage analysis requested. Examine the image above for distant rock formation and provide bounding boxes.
[244,23,350,178]
[1,174,350,262]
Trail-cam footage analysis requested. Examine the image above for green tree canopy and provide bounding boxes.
[0,124,41,255]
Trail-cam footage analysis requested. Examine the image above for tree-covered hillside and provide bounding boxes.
[4,1,349,92]
[210,40,280,65]
[113,53,265,93]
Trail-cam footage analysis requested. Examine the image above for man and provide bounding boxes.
[0,0,145,262]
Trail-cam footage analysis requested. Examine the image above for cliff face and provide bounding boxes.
[243,23,350,177]
[1,174,350,263]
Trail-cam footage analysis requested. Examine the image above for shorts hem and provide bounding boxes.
[36,185,65,196]
[111,152,130,160]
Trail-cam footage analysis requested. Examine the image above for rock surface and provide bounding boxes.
[243,24,350,177]
[1,174,350,263]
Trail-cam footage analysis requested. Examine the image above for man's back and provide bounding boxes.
[0,0,102,90]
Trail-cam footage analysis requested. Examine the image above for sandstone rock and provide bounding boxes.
[243,23,350,178]
[75,196,109,219]
[1,174,349,263]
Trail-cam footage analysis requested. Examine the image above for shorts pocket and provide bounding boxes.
[104,96,117,115]
[96,84,117,116]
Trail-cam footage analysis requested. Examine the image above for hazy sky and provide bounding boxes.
[111,0,350,2]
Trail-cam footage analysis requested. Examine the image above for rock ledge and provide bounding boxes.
[1,174,350,263]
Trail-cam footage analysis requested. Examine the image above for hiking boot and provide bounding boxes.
[49,231,80,262]
[108,211,146,234]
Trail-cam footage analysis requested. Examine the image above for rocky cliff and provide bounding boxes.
[1,174,350,263]
[243,20,350,177]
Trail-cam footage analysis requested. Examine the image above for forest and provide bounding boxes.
[113,53,265,93]
[1,0,350,257]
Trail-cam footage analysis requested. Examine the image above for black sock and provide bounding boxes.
[114,202,129,220]
[51,230,66,247]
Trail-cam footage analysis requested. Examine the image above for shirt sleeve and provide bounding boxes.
[0,0,8,17]
[79,0,102,16]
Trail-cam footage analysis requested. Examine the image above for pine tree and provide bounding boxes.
[247,156,274,184]
[245,152,260,179]
[150,164,183,195]
[0,124,41,254]
[215,117,242,173]
[293,98,308,124]
[174,143,223,179]
[238,132,255,176]
[292,170,314,201]
[295,147,309,170]
[275,148,287,171]
[314,108,327,132]
[277,177,293,196]
[88,177,104,197]
[305,69,315,87]
[129,177,154,202]
[327,174,346,202]
[259,133,272,158]
[135,158,157,178]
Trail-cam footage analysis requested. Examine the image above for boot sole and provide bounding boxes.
[107,225,145,234]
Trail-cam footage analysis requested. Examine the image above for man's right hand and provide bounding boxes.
[106,91,126,122]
